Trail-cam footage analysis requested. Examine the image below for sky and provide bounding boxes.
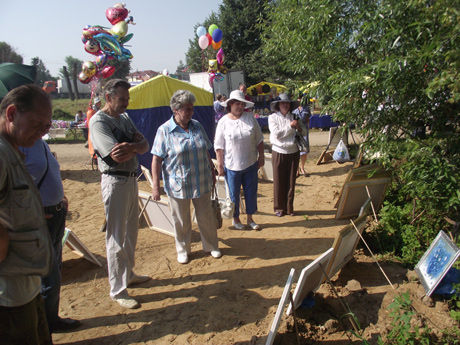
[1,0,222,77]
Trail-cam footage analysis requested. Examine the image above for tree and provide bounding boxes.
[218,0,272,85]
[60,56,83,99]
[262,0,460,263]
[106,58,131,81]
[0,42,23,64]
[31,57,54,87]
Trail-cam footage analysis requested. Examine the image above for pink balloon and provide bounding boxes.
[102,66,116,79]
[217,48,224,65]
[198,35,209,50]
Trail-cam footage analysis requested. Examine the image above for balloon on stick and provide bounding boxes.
[208,24,218,35]
[211,40,222,50]
[196,26,206,37]
[198,35,209,49]
[212,28,223,43]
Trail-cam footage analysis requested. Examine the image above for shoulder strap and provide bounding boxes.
[37,141,49,190]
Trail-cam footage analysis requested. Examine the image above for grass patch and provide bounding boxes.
[52,99,93,120]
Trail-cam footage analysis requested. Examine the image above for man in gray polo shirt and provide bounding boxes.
[89,79,150,309]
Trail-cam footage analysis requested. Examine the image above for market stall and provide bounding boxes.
[247,81,287,114]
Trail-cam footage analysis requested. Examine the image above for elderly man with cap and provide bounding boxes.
[0,84,53,344]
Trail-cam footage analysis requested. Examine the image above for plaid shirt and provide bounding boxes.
[151,116,212,199]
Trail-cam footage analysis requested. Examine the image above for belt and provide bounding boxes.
[103,170,138,177]
[44,201,63,214]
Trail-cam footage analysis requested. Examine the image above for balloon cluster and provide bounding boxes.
[196,24,227,87]
[79,3,135,85]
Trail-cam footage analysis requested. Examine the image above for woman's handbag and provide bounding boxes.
[295,132,309,153]
[217,179,235,220]
[211,185,223,229]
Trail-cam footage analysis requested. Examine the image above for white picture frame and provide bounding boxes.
[138,190,175,237]
[266,268,295,345]
[286,248,334,315]
[62,228,102,266]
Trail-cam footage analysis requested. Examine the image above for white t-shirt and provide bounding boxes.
[214,112,264,171]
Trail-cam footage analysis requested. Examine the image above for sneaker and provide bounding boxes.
[210,250,222,258]
[177,253,189,264]
[113,295,140,309]
[128,273,151,286]
[232,220,246,230]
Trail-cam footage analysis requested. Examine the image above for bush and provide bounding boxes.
[367,137,460,265]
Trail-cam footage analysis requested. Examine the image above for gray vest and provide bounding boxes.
[0,136,52,277]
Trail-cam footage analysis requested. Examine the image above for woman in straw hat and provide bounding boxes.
[268,93,307,217]
[215,90,265,230]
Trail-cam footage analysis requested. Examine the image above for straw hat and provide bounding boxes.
[270,93,300,112]
[220,90,254,108]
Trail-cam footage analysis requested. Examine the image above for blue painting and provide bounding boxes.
[415,230,460,296]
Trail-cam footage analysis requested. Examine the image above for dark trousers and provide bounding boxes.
[272,151,300,215]
[42,206,67,334]
[0,294,52,345]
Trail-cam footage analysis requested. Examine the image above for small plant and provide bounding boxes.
[448,282,460,323]
[295,189,302,194]
[303,215,309,221]
[377,292,433,344]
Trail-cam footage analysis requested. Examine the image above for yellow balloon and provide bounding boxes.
[110,21,128,38]
[82,61,96,77]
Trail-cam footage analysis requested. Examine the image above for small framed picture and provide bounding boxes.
[415,230,460,296]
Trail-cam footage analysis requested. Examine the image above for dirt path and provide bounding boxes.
[48,134,455,345]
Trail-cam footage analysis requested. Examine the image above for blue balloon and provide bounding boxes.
[212,28,223,43]
[196,26,206,37]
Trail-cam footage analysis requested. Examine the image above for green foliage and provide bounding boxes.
[31,57,54,86]
[367,137,460,265]
[262,0,460,266]
[449,283,460,323]
[0,41,23,64]
[377,292,433,344]
[106,59,131,81]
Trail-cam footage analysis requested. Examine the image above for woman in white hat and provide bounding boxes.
[215,90,265,230]
[268,93,307,217]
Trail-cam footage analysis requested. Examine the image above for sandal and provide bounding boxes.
[232,220,246,230]
[247,222,260,230]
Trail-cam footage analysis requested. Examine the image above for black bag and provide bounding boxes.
[295,132,309,153]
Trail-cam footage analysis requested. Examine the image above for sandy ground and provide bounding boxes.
[48,131,456,345]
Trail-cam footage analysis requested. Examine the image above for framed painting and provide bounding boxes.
[62,228,102,266]
[138,190,175,237]
[415,230,460,296]
[266,268,296,345]
[334,164,391,208]
[324,213,368,281]
[286,248,334,315]
[335,177,391,219]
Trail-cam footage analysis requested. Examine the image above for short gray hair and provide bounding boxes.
[1,84,50,118]
[170,90,196,111]
[103,79,131,98]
